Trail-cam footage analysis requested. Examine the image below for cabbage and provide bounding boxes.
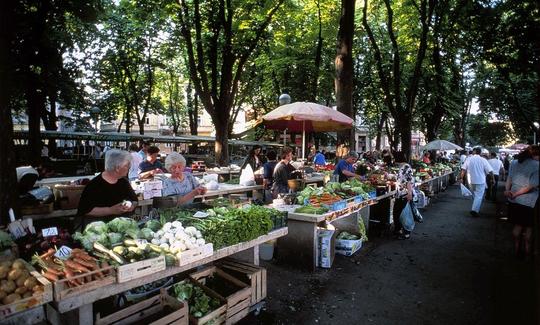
[108,217,139,233]
[84,221,108,235]
[74,232,109,250]
[108,232,123,245]
[0,230,13,250]
[145,220,162,232]
[125,228,142,239]
[141,228,154,241]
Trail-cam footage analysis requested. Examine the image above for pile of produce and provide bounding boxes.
[170,281,222,318]
[0,259,45,305]
[294,206,329,214]
[159,205,275,249]
[295,186,342,206]
[0,230,14,252]
[32,248,110,286]
[337,232,360,240]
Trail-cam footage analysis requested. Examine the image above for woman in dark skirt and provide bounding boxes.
[504,145,539,256]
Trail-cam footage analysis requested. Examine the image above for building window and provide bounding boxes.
[145,117,150,124]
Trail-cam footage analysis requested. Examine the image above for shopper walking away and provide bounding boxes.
[486,152,504,201]
[459,147,494,217]
[393,152,415,240]
[504,145,539,257]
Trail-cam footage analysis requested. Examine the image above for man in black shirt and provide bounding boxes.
[78,149,138,228]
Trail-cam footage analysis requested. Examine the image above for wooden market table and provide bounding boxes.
[48,227,288,324]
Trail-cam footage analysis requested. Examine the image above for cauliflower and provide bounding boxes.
[163,222,172,232]
[172,221,182,228]
[184,226,197,236]
[159,243,170,250]
[196,238,206,246]
[151,238,160,245]
[190,237,197,244]
[156,230,165,237]
[195,230,202,239]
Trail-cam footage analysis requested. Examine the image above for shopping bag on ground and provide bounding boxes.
[399,202,415,232]
[460,183,473,197]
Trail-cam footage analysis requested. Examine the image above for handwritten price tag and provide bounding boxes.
[193,211,209,218]
[42,227,58,237]
[54,246,72,260]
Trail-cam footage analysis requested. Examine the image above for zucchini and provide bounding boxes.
[94,242,126,265]
[148,244,162,253]
[123,239,138,247]
[112,246,127,256]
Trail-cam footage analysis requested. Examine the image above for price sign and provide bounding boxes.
[193,211,209,218]
[54,246,72,260]
[42,227,58,237]
[135,239,148,247]
[8,221,26,239]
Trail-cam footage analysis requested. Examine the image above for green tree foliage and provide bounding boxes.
[467,114,514,147]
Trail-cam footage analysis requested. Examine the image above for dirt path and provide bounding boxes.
[241,183,537,324]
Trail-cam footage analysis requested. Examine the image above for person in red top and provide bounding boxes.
[422,152,431,164]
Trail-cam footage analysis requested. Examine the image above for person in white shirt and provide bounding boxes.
[486,152,504,201]
[459,147,494,217]
[128,143,143,180]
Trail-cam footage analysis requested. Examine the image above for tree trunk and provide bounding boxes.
[214,117,230,166]
[0,0,18,224]
[26,79,44,166]
[375,111,386,150]
[398,115,412,161]
[335,0,355,148]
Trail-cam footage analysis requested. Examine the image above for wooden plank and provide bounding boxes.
[55,228,288,313]
[0,306,45,325]
[176,243,213,266]
[54,266,116,301]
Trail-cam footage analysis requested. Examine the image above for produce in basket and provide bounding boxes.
[170,281,221,318]
[0,259,45,305]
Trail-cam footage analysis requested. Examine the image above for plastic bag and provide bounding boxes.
[460,183,473,197]
[202,173,219,183]
[412,204,423,223]
[239,164,255,186]
[399,202,415,232]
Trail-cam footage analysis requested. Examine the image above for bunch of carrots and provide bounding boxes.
[32,248,111,287]
[309,193,342,207]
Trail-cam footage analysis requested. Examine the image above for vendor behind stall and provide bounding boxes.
[77,149,138,228]
[271,146,295,198]
[334,151,361,182]
[138,145,166,179]
[161,152,207,206]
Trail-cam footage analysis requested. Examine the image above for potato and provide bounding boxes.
[0,265,9,279]
[14,286,27,295]
[16,272,29,287]
[2,293,21,305]
[22,291,32,298]
[0,291,6,301]
[0,261,12,269]
[0,280,16,294]
[24,277,38,290]
[7,269,21,281]
[11,260,26,270]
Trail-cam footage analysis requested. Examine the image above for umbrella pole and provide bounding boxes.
[284,129,287,146]
[302,121,306,160]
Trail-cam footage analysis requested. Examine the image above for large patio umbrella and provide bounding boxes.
[423,139,463,151]
[262,102,354,159]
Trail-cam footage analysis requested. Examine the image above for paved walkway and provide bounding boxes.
[244,183,537,324]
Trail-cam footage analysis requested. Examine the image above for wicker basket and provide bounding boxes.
[287,179,305,192]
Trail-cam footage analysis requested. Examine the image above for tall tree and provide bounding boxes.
[361,0,435,159]
[335,0,355,148]
[175,0,285,165]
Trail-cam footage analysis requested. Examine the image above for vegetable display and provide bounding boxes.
[0,231,14,251]
[0,259,45,305]
[159,205,276,249]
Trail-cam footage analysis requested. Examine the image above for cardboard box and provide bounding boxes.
[317,228,336,268]
[335,237,363,256]
[144,180,163,191]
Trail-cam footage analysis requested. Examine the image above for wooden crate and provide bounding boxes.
[176,244,213,267]
[190,266,251,325]
[167,278,227,325]
[219,259,267,305]
[95,289,188,325]
[117,256,166,283]
[20,202,54,215]
[0,261,52,320]
[53,266,116,301]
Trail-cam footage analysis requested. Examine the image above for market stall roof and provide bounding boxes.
[13,130,282,147]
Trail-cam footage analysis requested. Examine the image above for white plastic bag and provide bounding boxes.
[239,164,255,186]
[460,183,473,197]
[206,180,219,190]
[202,173,219,183]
